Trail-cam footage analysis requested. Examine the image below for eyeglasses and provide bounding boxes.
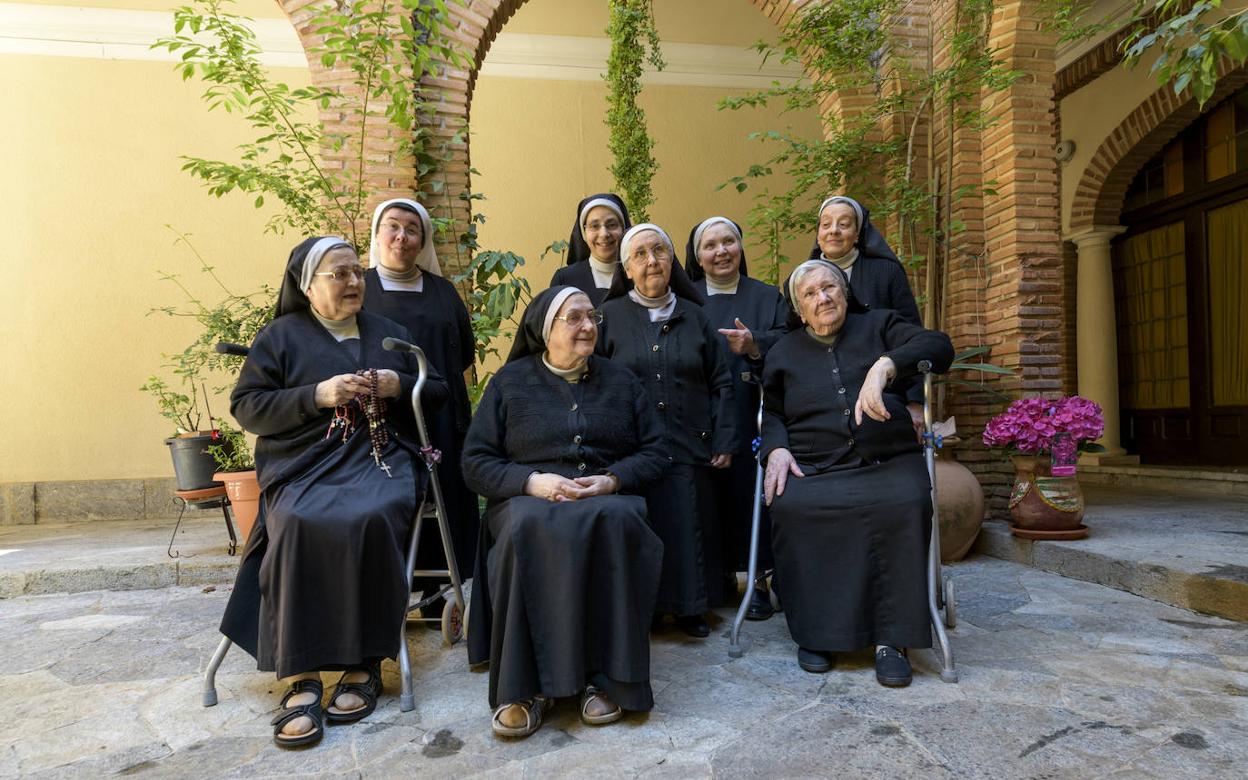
[379,221,423,240]
[314,266,366,284]
[553,309,604,328]
[584,219,622,233]
[629,245,672,263]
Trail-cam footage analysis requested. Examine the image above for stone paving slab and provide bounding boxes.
[0,515,238,599]
[1,557,1245,778]
[975,485,1248,622]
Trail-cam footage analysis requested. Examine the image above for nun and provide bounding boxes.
[597,224,740,638]
[362,198,480,618]
[761,258,952,686]
[683,217,787,620]
[463,286,667,738]
[548,193,631,306]
[220,237,449,747]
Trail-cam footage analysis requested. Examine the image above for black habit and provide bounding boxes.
[463,347,667,710]
[693,275,788,573]
[549,193,632,307]
[362,268,480,592]
[762,307,953,652]
[596,294,740,615]
[219,301,449,678]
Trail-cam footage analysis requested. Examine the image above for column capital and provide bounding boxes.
[1064,225,1127,249]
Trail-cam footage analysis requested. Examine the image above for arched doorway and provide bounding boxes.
[1112,85,1248,465]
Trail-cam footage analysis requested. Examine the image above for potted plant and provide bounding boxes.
[208,421,261,542]
[982,396,1106,540]
[141,374,225,491]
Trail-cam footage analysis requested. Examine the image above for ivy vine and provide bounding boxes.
[604,0,665,222]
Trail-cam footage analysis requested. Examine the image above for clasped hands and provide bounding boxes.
[315,369,401,408]
[525,473,620,502]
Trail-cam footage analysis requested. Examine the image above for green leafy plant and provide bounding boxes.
[604,0,665,221]
[1122,0,1248,107]
[207,420,254,472]
[139,375,207,436]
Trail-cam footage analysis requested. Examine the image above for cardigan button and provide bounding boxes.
[832,368,839,374]
[657,401,666,410]
[574,435,583,444]
[838,387,846,394]
[848,438,855,446]
[578,462,587,471]
[662,324,670,332]
[842,409,850,416]
[571,403,579,411]
[652,344,660,352]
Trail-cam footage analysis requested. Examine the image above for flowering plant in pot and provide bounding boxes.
[982,396,1105,540]
[207,421,261,543]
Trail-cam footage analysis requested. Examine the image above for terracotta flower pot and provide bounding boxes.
[1008,455,1087,540]
[214,470,260,543]
[934,450,985,562]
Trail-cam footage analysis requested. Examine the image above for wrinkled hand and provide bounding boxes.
[854,357,897,425]
[375,369,401,399]
[566,474,620,499]
[906,402,925,443]
[524,472,583,502]
[315,373,371,408]
[763,448,803,506]
[710,453,733,469]
[717,318,761,359]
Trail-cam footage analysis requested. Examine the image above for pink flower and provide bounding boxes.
[981,395,1105,454]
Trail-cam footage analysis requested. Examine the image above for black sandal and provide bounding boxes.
[271,678,325,748]
[325,663,383,723]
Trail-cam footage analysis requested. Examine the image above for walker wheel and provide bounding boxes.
[441,597,464,645]
[943,578,956,629]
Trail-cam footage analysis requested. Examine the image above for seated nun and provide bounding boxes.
[463,286,667,738]
[597,224,740,639]
[548,193,631,306]
[761,259,953,686]
[218,236,448,748]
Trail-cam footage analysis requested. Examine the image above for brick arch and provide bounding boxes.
[277,0,809,270]
[1070,58,1248,231]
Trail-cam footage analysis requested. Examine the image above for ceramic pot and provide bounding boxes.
[215,470,260,542]
[934,450,985,562]
[1008,455,1087,540]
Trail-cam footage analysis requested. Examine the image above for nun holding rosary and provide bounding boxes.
[462,286,667,738]
[683,216,788,620]
[219,236,449,748]
[761,258,952,685]
[548,193,632,306]
[596,224,741,638]
[361,198,481,620]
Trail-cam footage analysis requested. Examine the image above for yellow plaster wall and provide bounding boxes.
[503,0,781,46]
[0,49,311,482]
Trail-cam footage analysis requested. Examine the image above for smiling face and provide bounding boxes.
[623,230,673,298]
[375,206,424,271]
[306,246,365,320]
[795,265,848,336]
[816,202,860,260]
[697,222,742,283]
[545,292,597,368]
[582,205,625,263]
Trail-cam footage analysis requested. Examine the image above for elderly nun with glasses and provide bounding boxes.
[361,198,480,625]
[596,224,741,639]
[219,237,449,748]
[462,286,667,738]
[549,193,632,306]
[761,258,952,686]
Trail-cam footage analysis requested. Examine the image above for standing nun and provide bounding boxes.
[548,193,631,306]
[683,216,788,620]
[220,236,449,747]
[362,198,480,616]
[597,224,739,638]
[463,286,667,737]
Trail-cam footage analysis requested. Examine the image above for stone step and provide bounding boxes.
[1078,463,1248,497]
[973,484,1248,622]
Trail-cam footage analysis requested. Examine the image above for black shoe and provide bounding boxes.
[746,587,774,621]
[874,646,912,687]
[676,614,710,638]
[797,647,833,673]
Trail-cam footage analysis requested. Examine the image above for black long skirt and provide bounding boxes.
[769,452,932,652]
[648,464,728,615]
[472,494,662,710]
[220,432,421,678]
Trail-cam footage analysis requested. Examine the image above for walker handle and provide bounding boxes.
[381,337,433,449]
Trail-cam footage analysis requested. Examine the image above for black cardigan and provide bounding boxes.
[231,309,449,491]
[461,355,667,501]
[549,262,610,308]
[761,309,953,473]
[596,296,740,465]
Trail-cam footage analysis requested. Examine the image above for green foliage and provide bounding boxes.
[207,420,254,472]
[139,375,204,435]
[937,345,1017,403]
[152,0,466,249]
[1122,1,1248,107]
[604,0,665,221]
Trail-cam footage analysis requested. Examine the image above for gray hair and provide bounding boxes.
[788,259,847,318]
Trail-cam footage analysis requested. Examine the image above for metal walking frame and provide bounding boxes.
[728,360,958,683]
[201,338,468,712]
